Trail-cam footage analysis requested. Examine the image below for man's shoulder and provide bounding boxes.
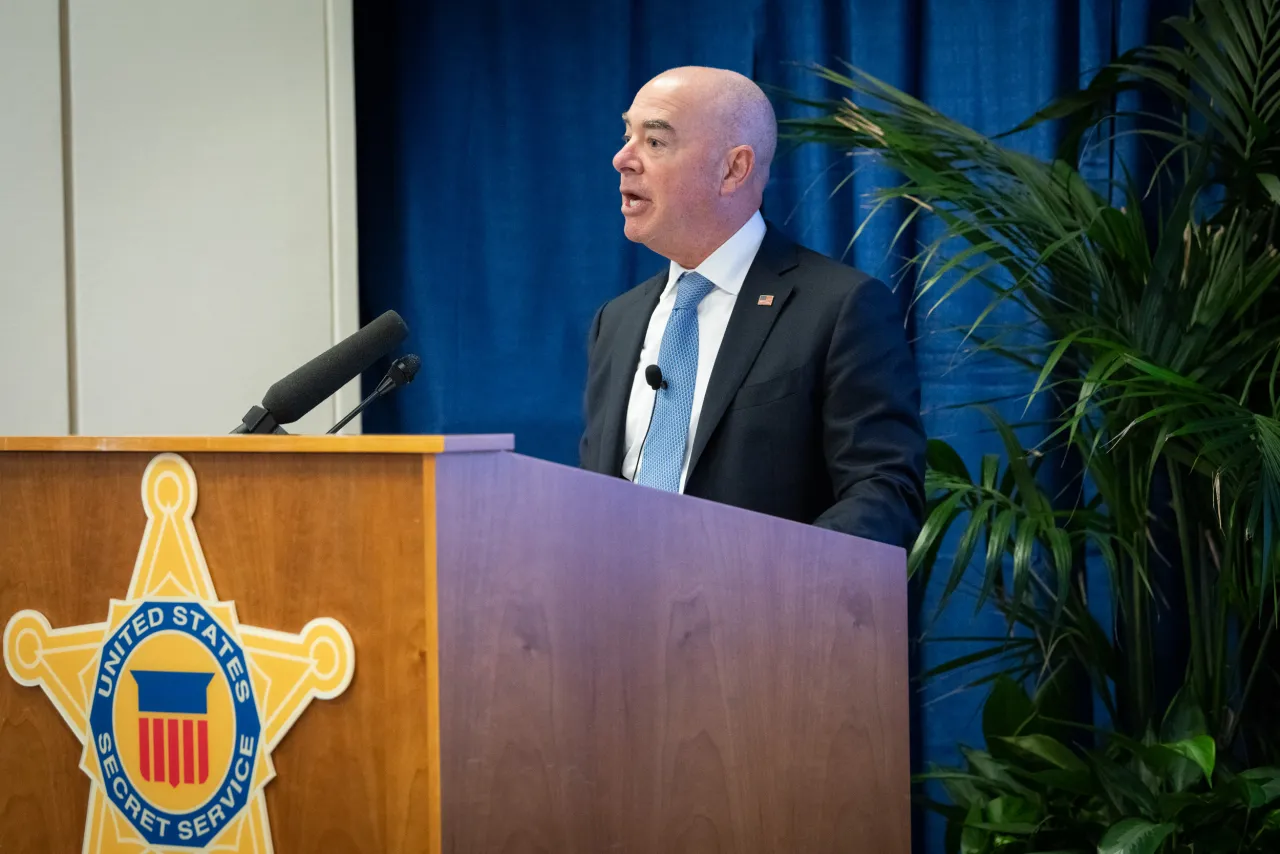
[774,229,888,304]
[599,268,665,320]
[597,226,893,318]
[618,268,667,301]
[759,228,908,341]
[788,236,880,294]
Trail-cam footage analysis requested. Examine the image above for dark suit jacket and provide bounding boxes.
[579,223,927,549]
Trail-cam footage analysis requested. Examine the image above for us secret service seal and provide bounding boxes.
[4,452,355,852]
[88,600,262,848]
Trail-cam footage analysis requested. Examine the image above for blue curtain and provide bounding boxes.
[354,2,1174,850]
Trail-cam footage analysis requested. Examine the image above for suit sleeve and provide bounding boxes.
[813,277,927,548]
[578,303,604,468]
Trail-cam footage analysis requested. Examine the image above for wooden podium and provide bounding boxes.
[0,436,909,853]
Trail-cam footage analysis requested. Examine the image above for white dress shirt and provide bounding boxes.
[621,210,768,491]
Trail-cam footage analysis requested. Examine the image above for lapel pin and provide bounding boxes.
[758,294,774,306]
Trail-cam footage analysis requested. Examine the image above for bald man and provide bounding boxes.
[579,67,926,548]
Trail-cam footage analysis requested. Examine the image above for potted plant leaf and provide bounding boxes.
[785,0,1280,850]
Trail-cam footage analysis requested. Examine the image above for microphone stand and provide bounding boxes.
[328,378,393,435]
[231,406,287,435]
[327,355,421,434]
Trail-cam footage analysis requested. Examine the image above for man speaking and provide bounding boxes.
[579,66,926,548]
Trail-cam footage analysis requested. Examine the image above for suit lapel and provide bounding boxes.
[686,226,799,479]
[598,270,666,475]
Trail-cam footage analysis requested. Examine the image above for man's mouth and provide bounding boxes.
[621,192,651,215]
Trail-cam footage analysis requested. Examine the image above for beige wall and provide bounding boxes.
[0,0,359,436]
[0,1,70,434]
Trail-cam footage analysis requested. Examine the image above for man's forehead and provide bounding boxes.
[625,79,723,128]
[623,97,675,119]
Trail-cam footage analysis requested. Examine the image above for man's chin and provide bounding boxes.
[622,219,649,244]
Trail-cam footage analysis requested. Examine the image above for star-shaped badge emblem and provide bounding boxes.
[4,453,355,852]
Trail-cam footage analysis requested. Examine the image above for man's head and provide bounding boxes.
[613,66,777,269]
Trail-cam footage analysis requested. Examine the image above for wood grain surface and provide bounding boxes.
[436,452,910,854]
[2,446,910,854]
[0,434,452,454]
[0,450,436,852]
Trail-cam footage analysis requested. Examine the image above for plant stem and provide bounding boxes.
[1228,618,1277,748]
[1212,526,1235,735]
[1130,447,1153,731]
[1168,459,1207,703]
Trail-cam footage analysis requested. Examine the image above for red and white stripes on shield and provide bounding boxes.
[137,717,208,787]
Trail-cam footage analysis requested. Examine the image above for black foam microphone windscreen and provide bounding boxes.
[262,310,408,425]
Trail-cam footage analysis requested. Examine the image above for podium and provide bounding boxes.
[0,436,909,853]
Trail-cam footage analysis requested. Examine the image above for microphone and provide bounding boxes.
[632,364,665,483]
[385,354,421,389]
[231,310,409,434]
[327,353,421,434]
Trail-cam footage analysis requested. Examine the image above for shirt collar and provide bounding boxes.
[664,210,766,298]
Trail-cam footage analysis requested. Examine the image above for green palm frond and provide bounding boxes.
[785,0,1280,772]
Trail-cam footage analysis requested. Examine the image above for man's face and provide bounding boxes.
[613,76,722,260]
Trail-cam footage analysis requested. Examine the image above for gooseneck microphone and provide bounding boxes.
[231,310,409,434]
[631,364,666,483]
[327,354,421,434]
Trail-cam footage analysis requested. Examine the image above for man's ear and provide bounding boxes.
[722,145,756,194]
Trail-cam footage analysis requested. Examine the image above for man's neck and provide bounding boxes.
[667,210,758,270]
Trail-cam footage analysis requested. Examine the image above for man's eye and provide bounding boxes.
[622,135,632,143]
[648,138,663,148]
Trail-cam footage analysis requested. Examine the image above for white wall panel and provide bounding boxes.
[68,0,358,435]
[0,0,70,434]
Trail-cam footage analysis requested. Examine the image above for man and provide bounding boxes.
[579,66,926,549]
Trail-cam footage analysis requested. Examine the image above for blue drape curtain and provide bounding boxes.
[353,2,1173,850]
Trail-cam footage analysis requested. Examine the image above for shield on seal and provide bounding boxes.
[129,670,215,788]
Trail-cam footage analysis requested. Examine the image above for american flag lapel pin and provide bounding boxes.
[758,294,774,306]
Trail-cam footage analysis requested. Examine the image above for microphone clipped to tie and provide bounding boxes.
[645,364,667,390]
[632,364,666,483]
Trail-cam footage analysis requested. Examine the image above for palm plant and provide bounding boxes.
[784,0,1280,851]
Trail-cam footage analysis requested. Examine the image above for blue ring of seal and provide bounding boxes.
[88,601,260,848]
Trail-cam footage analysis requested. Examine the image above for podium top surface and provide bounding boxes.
[0,434,515,455]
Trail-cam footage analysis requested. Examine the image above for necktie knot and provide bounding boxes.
[674,271,715,311]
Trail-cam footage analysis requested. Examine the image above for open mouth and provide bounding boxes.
[621,192,651,214]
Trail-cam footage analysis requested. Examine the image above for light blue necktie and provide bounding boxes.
[635,271,716,492]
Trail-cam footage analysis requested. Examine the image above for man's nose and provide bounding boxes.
[613,140,640,174]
